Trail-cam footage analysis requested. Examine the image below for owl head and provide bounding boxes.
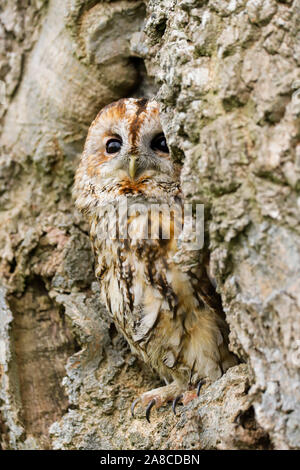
[74,98,181,215]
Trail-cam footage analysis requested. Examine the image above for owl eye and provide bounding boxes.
[151,134,169,153]
[106,138,122,154]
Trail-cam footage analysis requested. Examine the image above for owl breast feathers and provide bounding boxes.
[73,98,237,418]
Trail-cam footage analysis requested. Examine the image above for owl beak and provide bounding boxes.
[129,156,137,179]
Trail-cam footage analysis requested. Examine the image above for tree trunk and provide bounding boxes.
[0,0,299,450]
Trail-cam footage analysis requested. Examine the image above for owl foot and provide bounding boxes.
[131,382,185,422]
[171,379,206,415]
[131,380,206,422]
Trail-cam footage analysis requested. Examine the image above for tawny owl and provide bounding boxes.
[73,98,237,421]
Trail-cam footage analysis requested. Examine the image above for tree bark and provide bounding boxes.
[0,0,299,449]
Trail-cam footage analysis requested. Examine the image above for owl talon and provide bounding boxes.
[131,398,141,418]
[197,379,205,397]
[146,398,156,423]
[131,381,205,421]
[172,394,183,416]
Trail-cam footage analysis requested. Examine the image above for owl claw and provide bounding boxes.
[131,381,205,421]
[197,379,205,397]
[131,398,141,418]
[146,398,156,423]
[130,397,157,422]
[131,383,190,422]
[172,394,183,416]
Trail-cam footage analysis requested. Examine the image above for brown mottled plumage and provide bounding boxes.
[73,98,237,419]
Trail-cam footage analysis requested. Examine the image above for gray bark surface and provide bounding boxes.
[0,0,299,449]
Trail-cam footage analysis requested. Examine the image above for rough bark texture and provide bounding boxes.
[0,0,299,450]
